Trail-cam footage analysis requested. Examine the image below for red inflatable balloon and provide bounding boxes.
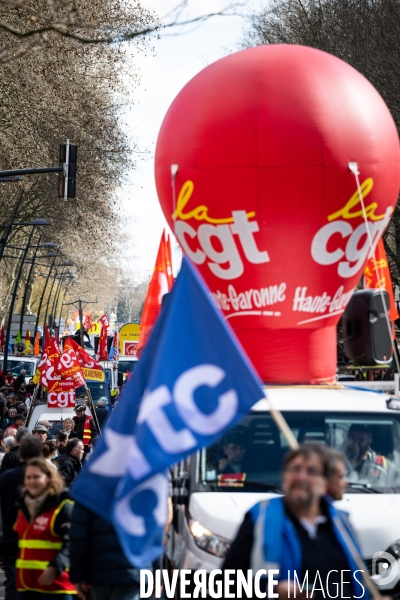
[155,45,400,384]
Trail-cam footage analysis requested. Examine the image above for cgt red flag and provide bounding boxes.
[98,324,108,361]
[57,345,85,388]
[364,238,399,321]
[64,337,102,371]
[37,338,62,388]
[0,325,4,351]
[83,314,93,332]
[137,230,174,353]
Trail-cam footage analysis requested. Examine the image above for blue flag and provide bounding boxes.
[72,257,264,566]
[108,336,115,360]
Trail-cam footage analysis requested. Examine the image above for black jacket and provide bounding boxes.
[13,375,25,393]
[69,503,141,586]
[1,446,20,473]
[57,453,82,486]
[72,415,98,444]
[0,464,25,558]
[95,407,110,430]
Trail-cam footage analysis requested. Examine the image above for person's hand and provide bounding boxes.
[38,566,57,586]
[277,581,307,600]
[74,582,91,599]
[218,458,228,471]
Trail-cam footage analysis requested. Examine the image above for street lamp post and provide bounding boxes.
[3,219,49,370]
[42,262,74,332]
[63,297,98,348]
[34,256,57,336]
[51,273,77,328]
[49,268,67,326]
[18,242,58,336]
[42,270,59,332]
[58,279,80,330]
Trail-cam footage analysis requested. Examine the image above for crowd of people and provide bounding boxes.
[0,367,381,600]
[0,417,141,600]
[0,368,134,600]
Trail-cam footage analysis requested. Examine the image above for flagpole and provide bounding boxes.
[83,381,101,435]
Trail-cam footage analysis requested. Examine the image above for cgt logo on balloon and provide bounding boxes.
[173,177,393,324]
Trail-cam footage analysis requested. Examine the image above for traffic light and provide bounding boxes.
[58,141,77,199]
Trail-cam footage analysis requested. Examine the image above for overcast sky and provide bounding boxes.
[118,0,262,280]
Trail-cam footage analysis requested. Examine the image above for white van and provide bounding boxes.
[168,386,400,594]
[0,356,40,384]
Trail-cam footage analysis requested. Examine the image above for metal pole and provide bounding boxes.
[3,226,35,370]
[78,298,84,348]
[34,256,57,335]
[0,190,24,263]
[51,269,66,327]
[19,234,42,335]
[58,280,73,329]
[43,272,58,332]
[83,382,101,434]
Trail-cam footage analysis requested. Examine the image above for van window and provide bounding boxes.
[75,382,110,406]
[118,360,137,376]
[0,359,36,377]
[201,411,400,493]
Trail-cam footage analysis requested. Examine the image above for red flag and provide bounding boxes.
[0,325,4,351]
[165,233,174,289]
[37,338,61,388]
[64,338,102,371]
[98,314,110,334]
[25,330,30,341]
[364,239,399,321]
[83,314,93,332]
[43,325,51,352]
[137,230,174,353]
[98,324,108,361]
[57,344,85,388]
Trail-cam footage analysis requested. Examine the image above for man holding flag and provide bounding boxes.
[71,257,265,574]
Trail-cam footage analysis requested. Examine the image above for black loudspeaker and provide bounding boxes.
[339,289,392,365]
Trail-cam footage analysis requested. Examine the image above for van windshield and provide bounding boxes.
[118,360,137,375]
[75,382,110,406]
[0,359,36,377]
[201,411,400,493]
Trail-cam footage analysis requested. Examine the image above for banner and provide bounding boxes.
[47,379,76,408]
[82,367,105,381]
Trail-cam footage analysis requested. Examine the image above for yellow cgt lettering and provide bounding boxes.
[172,180,256,224]
[328,178,388,222]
